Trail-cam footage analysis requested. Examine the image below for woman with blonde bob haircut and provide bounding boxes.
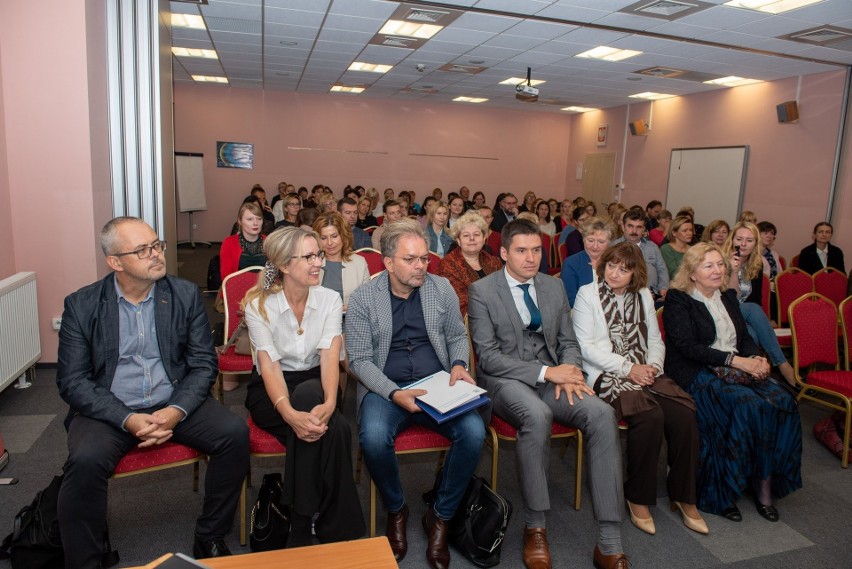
[242,227,365,547]
[663,242,801,524]
[573,243,704,536]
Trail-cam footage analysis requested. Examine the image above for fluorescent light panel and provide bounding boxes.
[330,85,365,93]
[629,92,676,100]
[576,46,643,62]
[723,0,824,14]
[379,20,443,39]
[703,76,763,87]
[348,62,393,73]
[192,75,228,83]
[499,77,546,86]
[561,106,599,113]
[453,96,488,103]
[171,13,206,30]
[172,47,218,59]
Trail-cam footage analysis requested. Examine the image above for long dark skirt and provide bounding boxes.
[246,367,365,543]
[687,369,802,515]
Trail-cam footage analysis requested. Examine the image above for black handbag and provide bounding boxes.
[423,474,512,568]
[249,473,289,552]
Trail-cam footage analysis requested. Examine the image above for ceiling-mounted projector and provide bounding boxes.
[516,83,539,102]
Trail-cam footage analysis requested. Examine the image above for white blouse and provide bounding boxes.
[690,288,737,353]
[245,286,342,371]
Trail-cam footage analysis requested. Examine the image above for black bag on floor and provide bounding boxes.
[0,474,119,569]
[423,474,512,568]
[207,255,222,291]
[250,472,290,552]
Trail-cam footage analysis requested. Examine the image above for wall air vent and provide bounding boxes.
[782,26,852,46]
[620,0,712,20]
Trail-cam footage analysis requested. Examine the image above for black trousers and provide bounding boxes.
[623,393,699,506]
[245,369,365,543]
[58,398,250,569]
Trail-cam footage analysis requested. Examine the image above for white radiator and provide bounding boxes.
[0,272,41,393]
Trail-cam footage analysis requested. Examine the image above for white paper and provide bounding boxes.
[408,370,486,414]
[774,328,792,337]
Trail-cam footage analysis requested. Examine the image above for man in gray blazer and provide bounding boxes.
[346,218,485,569]
[468,219,628,569]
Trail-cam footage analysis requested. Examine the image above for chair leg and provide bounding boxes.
[843,405,851,469]
[574,431,583,511]
[434,451,446,476]
[240,477,247,546]
[193,462,199,492]
[213,372,224,405]
[370,478,377,538]
[488,427,499,491]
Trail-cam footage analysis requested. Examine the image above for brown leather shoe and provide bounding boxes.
[522,527,551,569]
[385,504,409,561]
[593,545,629,569]
[422,508,451,569]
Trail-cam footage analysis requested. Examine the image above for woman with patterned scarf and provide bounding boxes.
[572,242,707,537]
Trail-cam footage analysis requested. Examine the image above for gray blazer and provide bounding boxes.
[468,270,582,391]
[345,272,468,415]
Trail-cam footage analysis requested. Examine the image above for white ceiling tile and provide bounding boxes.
[200,3,261,19]
[484,34,548,50]
[470,0,554,16]
[733,15,820,38]
[555,27,631,46]
[590,12,665,32]
[454,12,521,33]
[209,31,261,44]
[327,0,398,19]
[265,0,330,12]
[323,14,384,33]
[534,4,613,24]
[264,24,319,41]
[677,5,765,28]
[264,8,326,26]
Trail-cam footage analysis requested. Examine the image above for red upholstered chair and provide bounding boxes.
[487,414,583,510]
[790,254,799,268]
[427,252,442,274]
[775,268,813,327]
[779,256,787,271]
[656,306,665,342]
[355,425,451,537]
[789,293,852,468]
[363,225,378,235]
[376,215,384,226]
[558,241,568,262]
[112,442,202,493]
[216,266,263,403]
[761,274,771,319]
[356,247,385,276]
[239,416,287,545]
[814,268,848,309]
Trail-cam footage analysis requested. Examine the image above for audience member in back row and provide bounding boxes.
[561,217,614,307]
[312,212,370,311]
[220,201,266,281]
[447,195,465,229]
[535,199,556,237]
[645,200,662,231]
[372,199,404,249]
[648,209,672,247]
[274,192,302,228]
[355,195,378,229]
[57,217,249,566]
[243,227,365,548]
[271,184,297,223]
[612,210,669,302]
[701,219,730,247]
[436,210,503,316]
[426,200,453,257]
[491,192,519,233]
[663,243,802,523]
[477,206,503,256]
[572,243,705,537]
[660,216,695,279]
[250,185,276,233]
[797,221,845,274]
[337,197,372,250]
[561,205,591,253]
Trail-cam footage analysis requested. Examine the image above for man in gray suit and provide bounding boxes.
[346,218,485,569]
[468,219,628,569]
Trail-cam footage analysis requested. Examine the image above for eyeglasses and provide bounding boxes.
[286,202,300,207]
[112,240,166,259]
[397,255,430,266]
[292,251,325,263]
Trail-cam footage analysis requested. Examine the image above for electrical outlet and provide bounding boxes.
[52,317,62,331]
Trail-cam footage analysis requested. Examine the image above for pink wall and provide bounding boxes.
[0,38,14,280]
[566,71,849,261]
[173,85,573,242]
[1,1,103,361]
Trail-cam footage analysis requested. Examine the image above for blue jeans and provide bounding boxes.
[740,302,786,366]
[359,392,485,520]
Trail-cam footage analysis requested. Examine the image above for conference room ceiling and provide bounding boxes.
[169,0,852,113]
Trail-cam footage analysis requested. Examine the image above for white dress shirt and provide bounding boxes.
[504,268,547,384]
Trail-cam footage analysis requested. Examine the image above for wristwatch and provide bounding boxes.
[452,359,469,372]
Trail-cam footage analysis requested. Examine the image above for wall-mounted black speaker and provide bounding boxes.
[776,101,799,123]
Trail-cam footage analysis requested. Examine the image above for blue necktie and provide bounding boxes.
[518,283,542,332]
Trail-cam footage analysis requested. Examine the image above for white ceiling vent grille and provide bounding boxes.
[405,9,452,23]
[636,66,686,78]
[439,63,486,74]
[377,36,420,48]
[620,0,712,20]
[784,26,852,45]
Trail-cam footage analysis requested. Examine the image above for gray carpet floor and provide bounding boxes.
[1,244,850,568]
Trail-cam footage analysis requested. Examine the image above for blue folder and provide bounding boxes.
[415,394,490,424]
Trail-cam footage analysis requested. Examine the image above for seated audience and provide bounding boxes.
[535,199,556,236]
[561,217,613,306]
[478,206,502,256]
[243,227,365,547]
[519,190,537,213]
[758,221,782,320]
[554,198,573,233]
[585,200,598,217]
[297,207,319,231]
[337,197,371,250]
[269,181,288,209]
[346,219,485,568]
[472,191,487,209]
[560,206,591,252]
[356,196,378,229]
[220,201,266,281]
[57,217,249,565]
[374,187,394,217]
[436,210,503,315]
[573,243,705,536]
[663,243,802,522]
[613,210,668,302]
[468,219,628,569]
[548,199,563,231]
[701,219,730,247]
[418,196,437,229]
[250,185,276,233]
[426,200,453,257]
[312,212,370,310]
[675,207,703,242]
[645,200,662,231]
[491,193,519,233]
[316,193,337,214]
[371,200,404,249]
[648,209,672,247]
[271,184,297,223]
[738,210,757,224]
[660,216,694,279]
[798,221,845,274]
[722,222,797,387]
[274,192,302,228]
[447,195,465,228]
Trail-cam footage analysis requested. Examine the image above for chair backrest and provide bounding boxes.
[776,268,814,326]
[840,296,852,371]
[791,254,799,268]
[427,252,442,273]
[558,241,568,262]
[222,266,263,340]
[656,306,665,342]
[814,267,848,308]
[779,255,787,271]
[789,293,839,370]
[376,215,384,226]
[363,225,377,235]
[355,247,385,275]
[760,273,771,319]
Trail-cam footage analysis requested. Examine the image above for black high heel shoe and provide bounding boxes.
[753,497,779,522]
[720,505,742,522]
